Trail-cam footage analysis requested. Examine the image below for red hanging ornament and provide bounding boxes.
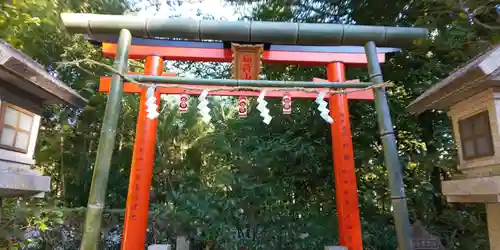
[282,94,292,114]
[179,94,189,113]
[238,96,248,117]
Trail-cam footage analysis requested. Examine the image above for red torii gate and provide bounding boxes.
[61,13,428,250]
[96,37,392,250]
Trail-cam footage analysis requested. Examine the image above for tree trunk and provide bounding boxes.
[60,136,66,199]
[418,111,443,214]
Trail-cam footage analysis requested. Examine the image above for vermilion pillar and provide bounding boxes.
[327,62,363,250]
[122,56,163,250]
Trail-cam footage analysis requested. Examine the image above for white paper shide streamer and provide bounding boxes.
[197,90,211,124]
[315,90,333,124]
[145,86,159,120]
[257,90,272,124]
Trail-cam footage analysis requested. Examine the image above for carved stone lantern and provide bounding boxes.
[408,45,500,249]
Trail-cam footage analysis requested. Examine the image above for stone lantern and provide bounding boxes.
[408,45,500,249]
[0,40,87,197]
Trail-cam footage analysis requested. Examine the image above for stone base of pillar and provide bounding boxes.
[148,244,171,250]
[324,246,347,250]
[176,236,189,250]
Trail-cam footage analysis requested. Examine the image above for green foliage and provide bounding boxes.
[0,0,130,248]
[1,0,499,249]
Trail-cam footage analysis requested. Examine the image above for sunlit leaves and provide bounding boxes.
[1,0,497,249]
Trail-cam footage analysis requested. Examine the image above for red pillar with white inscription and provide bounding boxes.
[121,55,163,250]
[327,62,363,250]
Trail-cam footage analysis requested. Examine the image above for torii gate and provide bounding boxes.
[61,13,428,250]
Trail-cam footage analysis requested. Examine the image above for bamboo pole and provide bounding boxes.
[60,13,428,48]
[126,75,376,89]
[365,41,413,250]
[79,29,132,250]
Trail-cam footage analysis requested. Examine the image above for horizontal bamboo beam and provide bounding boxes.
[126,75,376,88]
[61,13,428,47]
[99,77,374,100]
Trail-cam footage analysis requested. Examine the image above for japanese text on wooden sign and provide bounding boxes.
[231,43,263,80]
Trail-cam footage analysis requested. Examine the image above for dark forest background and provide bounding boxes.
[1,0,499,249]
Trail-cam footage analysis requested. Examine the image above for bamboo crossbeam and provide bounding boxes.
[126,75,376,89]
[61,13,428,48]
